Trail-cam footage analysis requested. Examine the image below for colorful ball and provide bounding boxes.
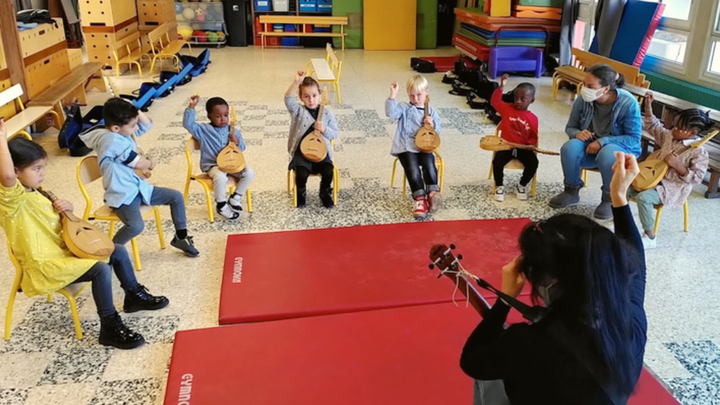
[206,31,218,42]
[216,31,226,42]
[193,30,208,42]
[182,8,195,20]
[178,27,194,40]
[175,3,183,13]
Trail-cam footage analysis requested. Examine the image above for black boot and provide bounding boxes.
[99,312,145,350]
[319,188,334,208]
[296,188,307,207]
[124,284,169,313]
[594,190,613,220]
[549,185,581,208]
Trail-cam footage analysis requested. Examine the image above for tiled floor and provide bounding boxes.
[0,46,718,404]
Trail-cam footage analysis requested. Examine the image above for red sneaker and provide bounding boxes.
[427,191,442,213]
[413,196,428,218]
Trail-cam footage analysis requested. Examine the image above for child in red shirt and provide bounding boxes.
[491,74,539,202]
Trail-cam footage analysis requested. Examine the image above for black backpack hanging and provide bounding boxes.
[58,105,92,157]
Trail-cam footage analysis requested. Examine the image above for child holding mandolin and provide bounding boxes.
[386,75,442,218]
[630,92,711,249]
[80,98,199,257]
[285,71,339,208]
[183,95,255,220]
[0,120,168,350]
[491,74,539,202]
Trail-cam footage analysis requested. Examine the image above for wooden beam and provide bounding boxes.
[0,0,28,103]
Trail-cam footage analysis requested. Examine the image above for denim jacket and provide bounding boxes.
[565,88,642,156]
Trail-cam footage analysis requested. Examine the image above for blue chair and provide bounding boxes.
[488,47,544,79]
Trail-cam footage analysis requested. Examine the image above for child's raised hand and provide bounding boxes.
[610,152,640,205]
[644,91,654,115]
[0,119,7,141]
[500,255,526,299]
[189,95,200,109]
[314,120,326,133]
[52,199,74,214]
[389,82,399,99]
[295,71,306,83]
[500,74,510,87]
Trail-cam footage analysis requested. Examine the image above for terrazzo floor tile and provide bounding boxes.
[101,344,173,382]
[23,383,96,405]
[88,378,162,405]
[39,348,113,385]
[0,353,54,389]
[0,389,30,405]
[666,341,720,405]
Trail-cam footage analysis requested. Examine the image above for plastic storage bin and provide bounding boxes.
[272,0,289,12]
[317,0,332,12]
[255,0,271,12]
[300,0,317,12]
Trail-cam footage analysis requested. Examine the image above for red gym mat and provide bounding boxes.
[219,219,531,324]
[165,303,677,405]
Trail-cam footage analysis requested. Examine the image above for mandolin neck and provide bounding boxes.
[39,188,80,222]
[423,97,429,121]
[317,103,325,123]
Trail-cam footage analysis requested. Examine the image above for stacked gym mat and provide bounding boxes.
[333,0,363,49]
[417,0,438,49]
[453,7,559,61]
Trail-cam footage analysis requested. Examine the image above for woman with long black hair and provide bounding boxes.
[461,152,647,405]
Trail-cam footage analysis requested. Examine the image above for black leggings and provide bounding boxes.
[492,149,538,187]
[295,162,334,193]
[398,152,438,197]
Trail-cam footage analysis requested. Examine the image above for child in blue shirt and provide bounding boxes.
[80,98,199,257]
[386,75,442,218]
[183,96,255,220]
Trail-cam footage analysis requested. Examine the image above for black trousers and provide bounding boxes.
[398,152,439,196]
[492,149,538,187]
[295,162,334,194]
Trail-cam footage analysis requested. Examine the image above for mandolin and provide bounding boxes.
[480,136,559,156]
[633,129,719,191]
[131,134,152,179]
[39,189,115,260]
[217,105,246,174]
[300,87,329,163]
[414,96,441,153]
[427,243,548,323]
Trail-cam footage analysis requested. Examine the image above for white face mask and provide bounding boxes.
[538,281,560,306]
[581,86,607,103]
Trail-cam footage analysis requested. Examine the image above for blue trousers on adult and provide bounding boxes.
[560,139,632,192]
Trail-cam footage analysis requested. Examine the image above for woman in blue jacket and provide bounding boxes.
[549,64,642,220]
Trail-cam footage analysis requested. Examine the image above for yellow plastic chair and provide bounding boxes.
[391,151,445,198]
[76,156,166,271]
[629,198,689,236]
[4,242,90,340]
[287,140,339,207]
[183,138,253,222]
[580,168,601,186]
[305,43,343,104]
[485,127,538,197]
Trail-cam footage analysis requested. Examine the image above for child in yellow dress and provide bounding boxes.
[0,119,168,350]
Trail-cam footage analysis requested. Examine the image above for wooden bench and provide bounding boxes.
[258,16,348,51]
[0,84,57,139]
[552,48,651,100]
[147,23,191,73]
[623,83,720,199]
[27,62,107,128]
[112,31,151,78]
[305,43,343,104]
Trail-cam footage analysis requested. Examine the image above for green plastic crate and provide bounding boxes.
[518,0,563,8]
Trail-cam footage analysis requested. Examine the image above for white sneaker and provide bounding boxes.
[494,186,505,202]
[228,193,243,211]
[641,234,657,250]
[516,185,528,201]
[217,203,239,220]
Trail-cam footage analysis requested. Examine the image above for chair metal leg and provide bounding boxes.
[488,153,495,179]
[653,206,663,236]
[247,188,253,213]
[333,168,339,204]
[391,158,399,187]
[109,221,116,239]
[683,201,689,232]
[154,207,166,249]
[292,171,297,207]
[57,290,83,339]
[582,169,588,187]
[131,237,142,271]
[402,174,407,199]
[531,174,537,197]
[203,184,215,223]
[4,281,19,340]
[183,179,191,205]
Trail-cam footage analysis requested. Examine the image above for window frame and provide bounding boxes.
[700,0,720,83]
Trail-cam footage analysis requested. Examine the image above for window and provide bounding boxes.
[645,0,693,21]
[709,41,720,74]
[647,29,688,64]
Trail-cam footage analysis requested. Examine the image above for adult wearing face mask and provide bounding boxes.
[549,64,642,220]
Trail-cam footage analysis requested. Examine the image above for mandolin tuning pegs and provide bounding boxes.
[428,264,435,270]
[457,254,463,260]
[450,243,456,249]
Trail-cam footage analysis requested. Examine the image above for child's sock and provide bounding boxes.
[217,201,227,210]
[176,229,188,240]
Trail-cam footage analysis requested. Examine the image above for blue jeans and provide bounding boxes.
[628,188,661,231]
[112,186,186,245]
[560,139,631,192]
[398,152,439,197]
[71,244,139,318]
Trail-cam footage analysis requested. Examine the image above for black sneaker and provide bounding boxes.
[124,284,169,313]
[320,188,334,208]
[171,235,199,257]
[228,193,243,211]
[296,189,306,208]
[99,313,145,350]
